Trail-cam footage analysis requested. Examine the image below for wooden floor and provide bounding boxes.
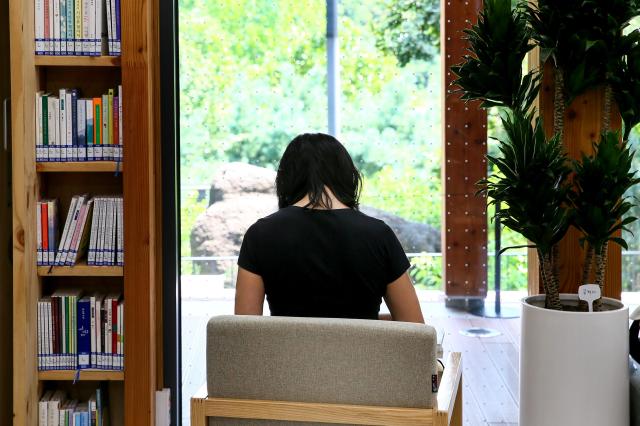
[424,303,521,426]
[181,294,522,426]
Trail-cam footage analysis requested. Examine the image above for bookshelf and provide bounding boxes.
[10,0,160,425]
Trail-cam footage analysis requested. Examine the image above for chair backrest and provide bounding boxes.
[206,315,438,412]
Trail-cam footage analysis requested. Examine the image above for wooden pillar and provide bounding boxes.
[528,59,622,299]
[122,0,159,423]
[442,0,488,302]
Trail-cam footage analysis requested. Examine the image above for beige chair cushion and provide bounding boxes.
[206,315,438,418]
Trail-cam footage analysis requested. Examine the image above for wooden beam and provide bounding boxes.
[529,60,622,299]
[442,0,488,299]
[10,0,40,424]
[122,0,158,423]
[0,0,13,422]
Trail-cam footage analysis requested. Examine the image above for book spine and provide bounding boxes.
[41,202,48,265]
[64,199,83,266]
[106,297,112,369]
[36,201,42,266]
[35,0,44,54]
[118,85,122,161]
[36,93,43,162]
[116,301,122,369]
[94,97,102,160]
[96,0,104,55]
[42,94,49,161]
[113,95,118,163]
[105,0,112,55]
[78,298,90,368]
[101,94,108,160]
[111,298,117,369]
[107,89,113,161]
[85,99,93,161]
[97,198,107,265]
[37,301,42,369]
[114,0,120,54]
[51,296,58,369]
[116,197,123,266]
[55,195,77,265]
[44,0,51,54]
[48,200,58,266]
[82,0,91,54]
[60,0,67,55]
[75,0,83,54]
[90,296,96,368]
[71,89,79,161]
[65,90,73,160]
[88,197,100,265]
[67,200,88,265]
[66,0,75,55]
[95,298,102,369]
[104,198,114,265]
[59,90,67,161]
[78,98,87,161]
[53,0,61,54]
[46,299,53,370]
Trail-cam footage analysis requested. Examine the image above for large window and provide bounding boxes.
[178,1,444,423]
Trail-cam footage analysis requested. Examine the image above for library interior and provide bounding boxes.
[3,0,640,425]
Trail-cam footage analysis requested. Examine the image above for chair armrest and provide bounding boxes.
[436,352,462,423]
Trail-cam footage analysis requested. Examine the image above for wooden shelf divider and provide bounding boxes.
[37,263,123,277]
[38,370,124,381]
[34,55,121,67]
[36,161,122,173]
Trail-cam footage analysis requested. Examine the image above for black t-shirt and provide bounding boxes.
[237,206,411,320]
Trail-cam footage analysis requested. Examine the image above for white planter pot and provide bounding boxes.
[520,294,629,426]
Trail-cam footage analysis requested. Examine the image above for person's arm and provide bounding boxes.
[234,267,266,315]
[383,272,425,323]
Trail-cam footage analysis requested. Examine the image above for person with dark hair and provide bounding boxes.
[235,133,424,323]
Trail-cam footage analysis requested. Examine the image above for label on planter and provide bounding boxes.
[579,284,601,312]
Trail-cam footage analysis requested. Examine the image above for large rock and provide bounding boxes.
[190,163,441,274]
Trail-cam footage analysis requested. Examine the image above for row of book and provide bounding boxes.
[38,291,124,371]
[35,0,121,56]
[35,87,123,163]
[37,196,123,267]
[39,384,110,426]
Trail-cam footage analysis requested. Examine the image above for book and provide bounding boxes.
[35,87,122,163]
[77,296,91,369]
[35,0,120,56]
[39,387,110,426]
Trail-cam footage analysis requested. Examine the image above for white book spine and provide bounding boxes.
[65,91,73,160]
[47,97,57,162]
[58,90,67,161]
[95,297,102,369]
[60,196,84,265]
[97,198,106,265]
[105,0,112,54]
[78,99,86,161]
[117,197,123,265]
[118,301,123,369]
[107,198,115,265]
[39,392,51,425]
[47,0,54,54]
[47,200,55,265]
[60,0,67,55]
[36,92,43,162]
[95,0,103,55]
[35,0,44,54]
[88,0,96,56]
[75,0,83,54]
[60,296,67,370]
[87,197,100,265]
[53,98,61,162]
[37,201,42,266]
[52,0,60,54]
[45,300,52,370]
[68,200,90,265]
[109,0,116,55]
[82,0,90,54]
[86,99,94,160]
[55,196,77,265]
[118,84,123,161]
[37,301,42,370]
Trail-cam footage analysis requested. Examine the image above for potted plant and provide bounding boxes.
[452,1,640,424]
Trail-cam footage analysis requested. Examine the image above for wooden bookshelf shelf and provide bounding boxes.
[34,55,121,67]
[37,263,123,277]
[38,370,124,381]
[36,161,121,173]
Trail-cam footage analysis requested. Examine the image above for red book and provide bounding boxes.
[41,202,48,265]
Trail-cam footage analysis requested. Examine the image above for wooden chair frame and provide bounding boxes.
[191,352,462,426]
